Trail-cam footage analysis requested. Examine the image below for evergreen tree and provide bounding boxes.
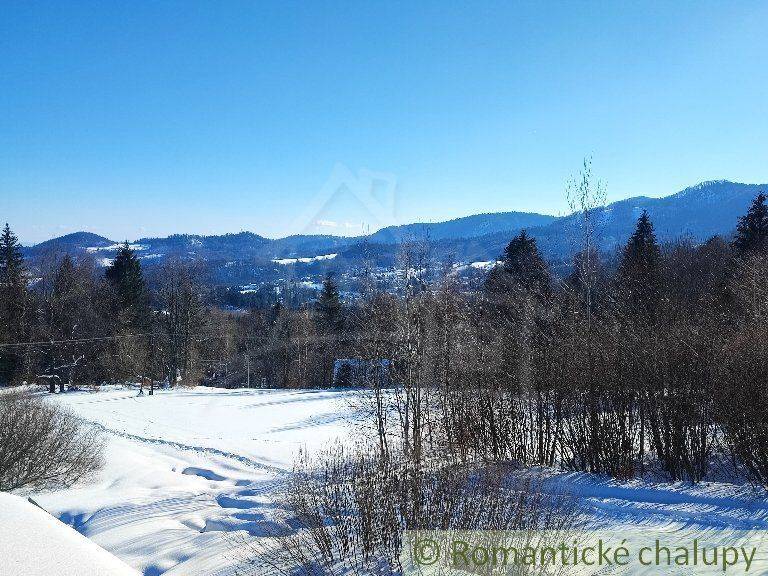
[733,193,768,256]
[0,223,28,384]
[0,224,24,284]
[105,242,149,329]
[316,273,343,333]
[486,230,550,294]
[618,211,662,315]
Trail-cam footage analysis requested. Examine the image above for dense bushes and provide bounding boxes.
[348,196,768,487]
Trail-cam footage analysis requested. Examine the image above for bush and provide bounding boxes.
[718,328,768,488]
[237,444,578,576]
[0,392,104,491]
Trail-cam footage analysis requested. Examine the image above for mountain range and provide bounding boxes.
[21,180,767,289]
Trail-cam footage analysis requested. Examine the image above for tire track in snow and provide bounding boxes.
[80,418,288,475]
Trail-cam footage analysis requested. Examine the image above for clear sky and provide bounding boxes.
[2,1,767,244]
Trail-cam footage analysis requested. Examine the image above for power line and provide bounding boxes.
[0,333,157,348]
[0,329,399,349]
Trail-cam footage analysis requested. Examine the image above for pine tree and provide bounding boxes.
[618,211,662,315]
[733,193,768,256]
[0,223,28,384]
[487,230,550,294]
[52,255,77,301]
[105,242,149,329]
[316,273,343,333]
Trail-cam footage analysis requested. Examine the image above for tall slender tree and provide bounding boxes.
[316,273,343,334]
[0,224,28,384]
[160,260,205,386]
[733,193,768,256]
[618,211,662,315]
[105,242,149,329]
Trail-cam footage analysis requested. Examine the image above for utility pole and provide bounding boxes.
[246,353,250,388]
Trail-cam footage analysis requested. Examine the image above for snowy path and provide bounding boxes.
[31,387,768,576]
[81,418,289,475]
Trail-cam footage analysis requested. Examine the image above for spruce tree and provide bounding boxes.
[0,224,24,284]
[487,230,549,294]
[0,223,27,384]
[618,211,662,315]
[105,242,149,329]
[733,193,768,256]
[316,273,343,333]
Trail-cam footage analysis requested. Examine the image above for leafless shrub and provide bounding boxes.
[718,330,768,487]
[0,392,104,491]
[238,444,578,576]
[714,254,768,488]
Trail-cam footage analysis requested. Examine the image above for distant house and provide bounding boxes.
[332,358,391,388]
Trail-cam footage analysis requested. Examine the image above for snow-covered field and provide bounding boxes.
[33,387,357,576]
[21,387,768,576]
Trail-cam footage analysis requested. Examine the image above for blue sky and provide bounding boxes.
[2,1,767,244]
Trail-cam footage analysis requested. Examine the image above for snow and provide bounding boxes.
[272,253,337,265]
[469,260,499,269]
[86,244,148,253]
[451,260,500,273]
[0,492,139,575]
[19,386,768,576]
[33,387,356,576]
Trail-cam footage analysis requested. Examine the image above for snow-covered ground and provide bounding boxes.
[33,387,357,576]
[272,253,337,265]
[23,387,768,576]
[0,492,139,576]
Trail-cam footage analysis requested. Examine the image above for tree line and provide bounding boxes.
[2,191,768,487]
[0,235,223,392]
[0,223,360,391]
[350,191,768,487]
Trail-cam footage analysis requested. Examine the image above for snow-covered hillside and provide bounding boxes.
[27,387,768,576]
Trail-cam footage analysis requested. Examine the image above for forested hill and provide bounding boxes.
[21,180,768,281]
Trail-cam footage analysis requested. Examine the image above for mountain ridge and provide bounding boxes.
[21,181,768,284]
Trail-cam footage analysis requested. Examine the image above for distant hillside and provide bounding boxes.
[369,211,558,243]
[23,232,116,259]
[20,180,768,287]
[544,180,767,257]
[423,180,768,264]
